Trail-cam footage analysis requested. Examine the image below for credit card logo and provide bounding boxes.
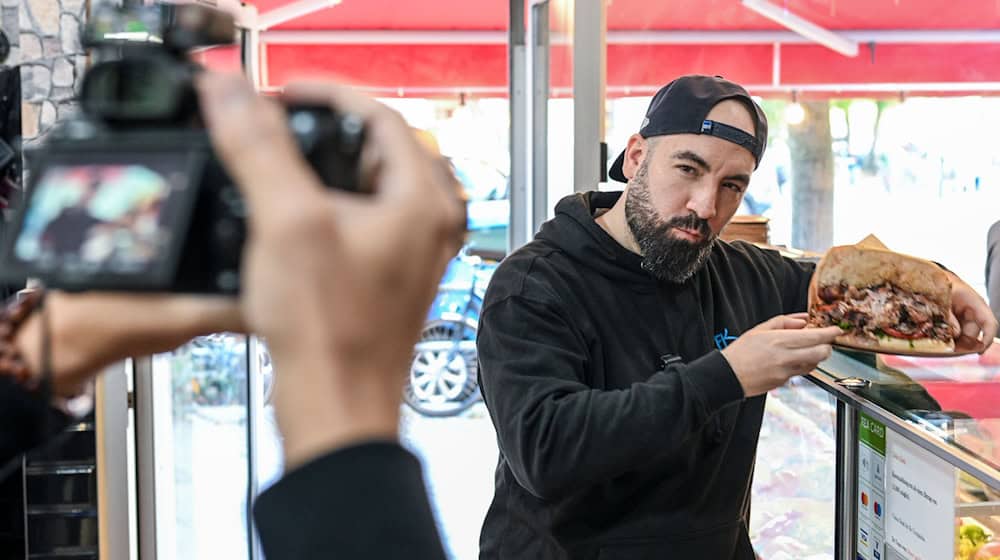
[861,492,869,507]
[874,501,882,517]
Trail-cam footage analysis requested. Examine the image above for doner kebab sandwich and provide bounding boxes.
[807,243,957,353]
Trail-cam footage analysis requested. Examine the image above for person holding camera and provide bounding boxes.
[0,72,463,559]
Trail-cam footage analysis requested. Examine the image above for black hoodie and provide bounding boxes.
[477,191,815,560]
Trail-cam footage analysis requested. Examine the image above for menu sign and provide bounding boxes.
[884,430,956,560]
[857,412,957,560]
[858,413,888,560]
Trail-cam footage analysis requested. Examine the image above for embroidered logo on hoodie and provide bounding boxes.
[713,328,738,350]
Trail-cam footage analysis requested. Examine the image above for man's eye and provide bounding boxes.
[723,182,744,193]
[677,165,696,175]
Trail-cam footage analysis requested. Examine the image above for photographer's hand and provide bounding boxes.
[198,74,465,469]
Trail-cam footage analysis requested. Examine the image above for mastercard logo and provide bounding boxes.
[861,492,869,506]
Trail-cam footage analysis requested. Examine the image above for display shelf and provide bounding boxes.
[24,461,96,477]
[63,422,95,433]
[25,503,98,517]
[26,546,98,560]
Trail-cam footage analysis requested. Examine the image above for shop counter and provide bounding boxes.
[804,341,1000,560]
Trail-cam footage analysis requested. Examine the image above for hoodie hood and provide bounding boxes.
[536,191,655,288]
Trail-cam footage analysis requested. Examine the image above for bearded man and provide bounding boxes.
[475,75,994,559]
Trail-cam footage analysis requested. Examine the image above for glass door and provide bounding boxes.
[139,334,251,560]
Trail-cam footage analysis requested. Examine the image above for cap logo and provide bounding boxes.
[699,119,761,156]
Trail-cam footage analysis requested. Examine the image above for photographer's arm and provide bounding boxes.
[0,292,242,471]
[16,292,243,397]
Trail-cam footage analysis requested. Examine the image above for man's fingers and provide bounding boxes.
[782,326,843,349]
[786,344,834,370]
[756,314,808,331]
[947,311,962,338]
[197,73,325,213]
[969,307,999,352]
[983,316,999,347]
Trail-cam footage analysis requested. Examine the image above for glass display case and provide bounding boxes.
[807,342,1000,560]
[751,380,838,559]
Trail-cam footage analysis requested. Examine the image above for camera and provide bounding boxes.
[0,3,366,294]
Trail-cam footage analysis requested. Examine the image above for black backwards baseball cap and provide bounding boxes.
[608,75,768,183]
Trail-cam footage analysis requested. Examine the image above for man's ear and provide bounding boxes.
[621,134,647,180]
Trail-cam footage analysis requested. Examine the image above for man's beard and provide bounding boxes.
[625,160,716,283]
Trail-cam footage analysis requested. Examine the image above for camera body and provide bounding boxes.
[0,3,365,294]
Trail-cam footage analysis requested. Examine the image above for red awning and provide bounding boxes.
[203,0,1000,98]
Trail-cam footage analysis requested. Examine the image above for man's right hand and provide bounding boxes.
[720,313,842,398]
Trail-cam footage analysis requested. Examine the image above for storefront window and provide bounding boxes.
[151,334,250,560]
[379,98,511,258]
[133,4,999,560]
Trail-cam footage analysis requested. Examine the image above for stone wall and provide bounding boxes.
[19,0,88,146]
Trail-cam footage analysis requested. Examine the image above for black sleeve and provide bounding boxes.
[477,295,745,501]
[777,255,816,314]
[253,442,447,560]
[0,377,70,478]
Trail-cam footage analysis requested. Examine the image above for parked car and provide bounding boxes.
[405,246,498,417]
[451,157,509,258]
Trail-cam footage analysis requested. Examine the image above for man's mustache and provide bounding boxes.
[663,213,711,238]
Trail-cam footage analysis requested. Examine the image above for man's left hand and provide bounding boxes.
[947,272,999,352]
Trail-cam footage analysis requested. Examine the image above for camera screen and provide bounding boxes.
[12,154,193,279]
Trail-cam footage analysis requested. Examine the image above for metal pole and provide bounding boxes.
[247,337,264,560]
[509,0,530,251]
[835,400,858,560]
[133,356,158,560]
[259,28,1000,46]
[95,362,133,560]
[573,0,607,190]
[238,22,265,560]
[240,6,262,92]
[529,1,549,231]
